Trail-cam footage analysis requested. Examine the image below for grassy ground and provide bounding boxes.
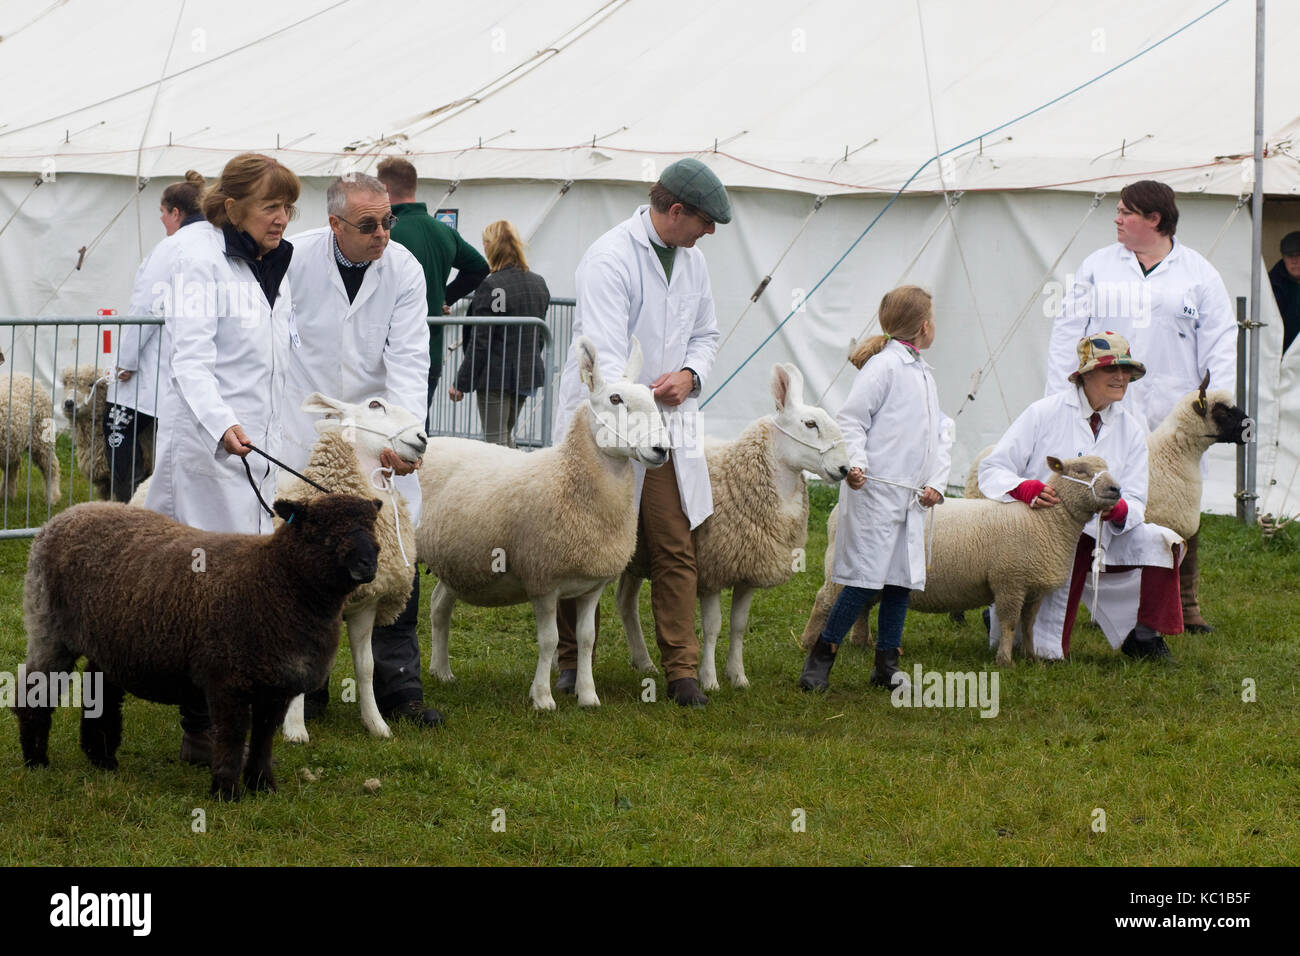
[0,469,1296,866]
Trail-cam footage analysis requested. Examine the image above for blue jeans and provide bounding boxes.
[821,585,911,650]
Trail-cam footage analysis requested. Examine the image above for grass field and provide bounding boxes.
[0,462,1297,866]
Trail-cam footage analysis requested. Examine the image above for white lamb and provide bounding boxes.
[416,335,669,710]
[617,363,849,690]
[0,348,60,505]
[277,393,428,741]
[802,455,1120,666]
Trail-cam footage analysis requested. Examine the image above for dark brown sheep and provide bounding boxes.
[15,494,383,800]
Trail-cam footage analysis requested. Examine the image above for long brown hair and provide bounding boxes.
[161,170,205,216]
[849,285,933,369]
[482,220,528,272]
[201,153,300,228]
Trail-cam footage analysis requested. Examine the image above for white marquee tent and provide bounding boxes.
[2,0,1298,515]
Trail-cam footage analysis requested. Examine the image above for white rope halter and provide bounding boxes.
[369,465,411,569]
[1052,469,1116,605]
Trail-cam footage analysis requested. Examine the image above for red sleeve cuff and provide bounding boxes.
[1010,479,1045,505]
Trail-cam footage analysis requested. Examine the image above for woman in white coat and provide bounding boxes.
[979,332,1183,661]
[106,170,207,501]
[145,153,300,537]
[800,286,952,692]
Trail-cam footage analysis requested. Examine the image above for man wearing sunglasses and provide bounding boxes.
[551,158,731,707]
[282,172,444,730]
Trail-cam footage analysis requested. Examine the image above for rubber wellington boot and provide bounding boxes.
[869,647,905,689]
[798,639,838,692]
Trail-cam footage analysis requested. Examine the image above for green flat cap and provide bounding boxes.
[659,158,732,224]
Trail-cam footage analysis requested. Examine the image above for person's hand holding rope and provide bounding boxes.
[379,448,420,476]
[222,424,253,457]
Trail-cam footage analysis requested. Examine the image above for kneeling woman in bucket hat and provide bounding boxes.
[978,332,1184,660]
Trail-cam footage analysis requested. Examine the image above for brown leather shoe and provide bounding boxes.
[385,699,444,729]
[666,677,709,707]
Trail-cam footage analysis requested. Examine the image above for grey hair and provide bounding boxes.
[326,173,388,216]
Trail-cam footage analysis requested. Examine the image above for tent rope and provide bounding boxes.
[816,200,952,406]
[1205,193,1250,260]
[134,0,188,260]
[700,0,1233,409]
[954,191,1107,418]
[717,194,827,354]
[525,180,574,244]
[0,177,45,240]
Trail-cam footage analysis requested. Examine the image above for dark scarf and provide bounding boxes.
[222,223,293,310]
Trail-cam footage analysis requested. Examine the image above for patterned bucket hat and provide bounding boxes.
[1069,331,1146,383]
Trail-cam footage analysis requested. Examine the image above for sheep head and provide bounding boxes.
[1184,373,1248,446]
[60,365,110,422]
[301,392,428,471]
[769,363,849,482]
[273,493,383,586]
[575,335,669,468]
[1045,454,1120,522]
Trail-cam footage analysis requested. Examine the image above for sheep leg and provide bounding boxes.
[207,693,252,802]
[616,572,657,673]
[1019,598,1042,664]
[78,662,125,771]
[281,695,309,745]
[245,691,291,794]
[698,591,723,691]
[15,646,76,768]
[429,580,457,683]
[850,600,874,648]
[573,586,602,708]
[347,604,391,739]
[801,579,842,651]
[724,586,756,689]
[29,429,60,505]
[995,595,1025,668]
[528,592,560,711]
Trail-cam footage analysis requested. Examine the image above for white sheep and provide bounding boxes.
[617,363,849,690]
[0,348,60,505]
[802,455,1121,666]
[60,365,112,500]
[277,393,427,741]
[416,335,669,710]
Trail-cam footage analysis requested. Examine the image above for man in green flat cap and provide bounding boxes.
[550,158,732,707]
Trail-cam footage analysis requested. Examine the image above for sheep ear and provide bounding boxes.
[301,392,345,417]
[273,499,307,524]
[624,336,644,382]
[771,364,791,411]
[576,337,603,392]
[1046,456,1064,473]
[783,363,805,405]
[1194,372,1210,417]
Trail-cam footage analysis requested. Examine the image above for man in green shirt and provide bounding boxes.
[377,157,489,427]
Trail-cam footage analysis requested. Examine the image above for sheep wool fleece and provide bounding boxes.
[277,430,414,627]
[832,341,953,590]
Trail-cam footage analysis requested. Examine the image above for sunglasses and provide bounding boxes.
[337,213,398,234]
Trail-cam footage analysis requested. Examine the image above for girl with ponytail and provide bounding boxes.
[799,285,954,693]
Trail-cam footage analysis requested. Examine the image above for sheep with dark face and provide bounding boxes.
[15,493,383,800]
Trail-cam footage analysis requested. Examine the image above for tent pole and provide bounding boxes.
[1241,0,1264,525]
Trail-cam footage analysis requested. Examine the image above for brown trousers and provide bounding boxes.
[557,459,700,680]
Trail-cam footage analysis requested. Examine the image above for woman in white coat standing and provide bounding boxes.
[106,170,207,501]
[145,153,300,537]
[800,286,952,692]
[979,332,1184,661]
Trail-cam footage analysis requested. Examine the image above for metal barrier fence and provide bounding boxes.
[0,299,576,538]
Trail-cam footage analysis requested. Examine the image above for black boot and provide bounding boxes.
[869,647,905,689]
[799,639,838,692]
[1121,625,1173,661]
[555,668,577,695]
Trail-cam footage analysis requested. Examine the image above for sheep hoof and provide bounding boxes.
[282,728,310,745]
[700,676,720,692]
[364,721,392,739]
[23,756,50,769]
[87,754,119,772]
[430,668,456,683]
[577,694,601,708]
[727,673,750,689]
[995,652,1012,668]
[631,659,658,674]
[210,779,242,802]
[531,693,557,711]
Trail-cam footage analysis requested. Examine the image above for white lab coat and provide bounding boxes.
[552,205,719,529]
[144,222,293,534]
[979,386,1183,657]
[1045,239,1237,431]
[110,227,195,416]
[831,341,953,590]
[283,227,430,524]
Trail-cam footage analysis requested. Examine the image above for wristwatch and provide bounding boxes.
[685,367,701,395]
